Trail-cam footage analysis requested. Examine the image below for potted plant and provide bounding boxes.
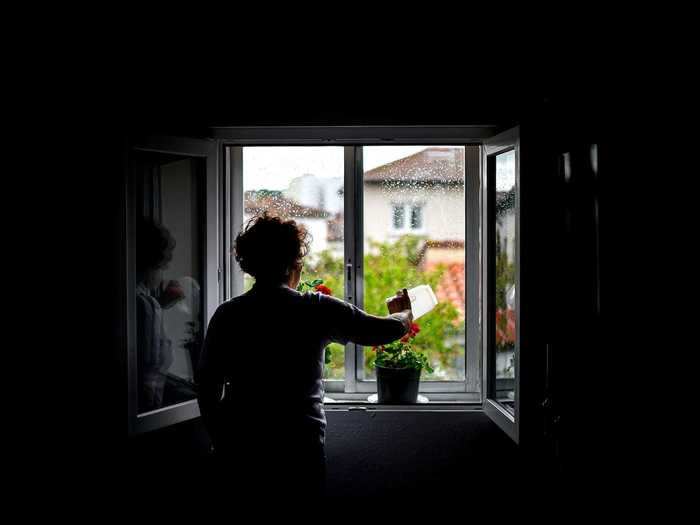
[372,322,433,404]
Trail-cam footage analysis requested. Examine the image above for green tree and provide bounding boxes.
[304,235,464,381]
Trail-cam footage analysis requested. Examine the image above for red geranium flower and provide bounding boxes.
[400,334,411,343]
[315,284,332,295]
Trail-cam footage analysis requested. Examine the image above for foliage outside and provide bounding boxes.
[303,235,464,381]
[494,232,516,352]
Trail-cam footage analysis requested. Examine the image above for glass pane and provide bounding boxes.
[410,205,423,230]
[242,147,345,380]
[363,146,470,382]
[392,205,405,230]
[134,151,204,414]
[494,149,516,413]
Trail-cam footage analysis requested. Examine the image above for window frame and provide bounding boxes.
[220,127,497,402]
[126,135,221,436]
[482,126,520,442]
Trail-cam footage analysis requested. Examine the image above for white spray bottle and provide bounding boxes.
[387,284,438,320]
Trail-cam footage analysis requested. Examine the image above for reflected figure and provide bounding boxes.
[173,276,202,380]
[197,212,415,500]
[136,219,177,412]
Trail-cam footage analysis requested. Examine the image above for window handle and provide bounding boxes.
[346,264,353,301]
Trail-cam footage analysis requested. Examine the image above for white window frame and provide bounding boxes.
[217,127,498,403]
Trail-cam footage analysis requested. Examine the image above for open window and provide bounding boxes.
[124,126,532,443]
[224,141,481,401]
[482,126,520,442]
[126,136,220,435]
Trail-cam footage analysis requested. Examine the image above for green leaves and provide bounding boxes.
[297,278,325,292]
[302,235,464,380]
[374,341,434,374]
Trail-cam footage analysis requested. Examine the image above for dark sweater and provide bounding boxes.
[196,282,409,453]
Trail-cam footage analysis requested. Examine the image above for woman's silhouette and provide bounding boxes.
[196,212,413,500]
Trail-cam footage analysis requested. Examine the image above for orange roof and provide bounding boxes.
[427,261,465,321]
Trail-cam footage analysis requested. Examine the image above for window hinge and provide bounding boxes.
[217,268,222,282]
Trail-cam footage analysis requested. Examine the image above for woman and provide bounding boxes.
[196,212,412,500]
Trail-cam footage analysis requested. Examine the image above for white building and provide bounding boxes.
[363,147,471,248]
[284,174,343,215]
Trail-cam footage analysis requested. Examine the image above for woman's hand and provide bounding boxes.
[387,288,412,316]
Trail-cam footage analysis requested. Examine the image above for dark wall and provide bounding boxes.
[126,409,519,502]
[105,87,614,507]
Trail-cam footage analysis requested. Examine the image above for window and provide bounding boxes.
[239,147,346,382]
[392,204,405,230]
[361,146,468,386]
[127,137,219,435]
[227,143,481,400]
[390,203,424,233]
[483,127,520,442]
[133,151,204,414]
[494,149,516,408]
[410,205,423,230]
[127,126,526,441]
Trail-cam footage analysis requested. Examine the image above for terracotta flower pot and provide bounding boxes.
[376,365,421,404]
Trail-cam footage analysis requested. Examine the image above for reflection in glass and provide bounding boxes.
[134,152,203,414]
[362,146,472,382]
[242,147,345,380]
[494,149,516,412]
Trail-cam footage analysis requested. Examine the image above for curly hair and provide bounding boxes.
[136,218,175,275]
[235,212,311,283]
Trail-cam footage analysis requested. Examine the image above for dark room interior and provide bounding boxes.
[64,76,646,516]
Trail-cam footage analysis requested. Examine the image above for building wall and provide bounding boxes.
[285,174,343,214]
[497,210,516,263]
[363,183,466,248]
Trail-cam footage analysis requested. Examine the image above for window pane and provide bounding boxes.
[242,147,345,380]
[363,146,469,382]
[134,151,204,414]
[494,149,516,412]
[392,204,405,230]
[410,205,423,230]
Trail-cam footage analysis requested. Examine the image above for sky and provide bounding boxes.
[242,145,515,192]
[495,150,516,191]
[243,146,432,191]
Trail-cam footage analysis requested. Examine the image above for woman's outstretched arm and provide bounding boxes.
[320,289,413,347]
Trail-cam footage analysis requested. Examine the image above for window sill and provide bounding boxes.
[323,394,482,411]
[324,402,481,412]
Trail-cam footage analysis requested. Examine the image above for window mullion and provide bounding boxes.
[228,146,245,300]
[353,146,365,383]
[465,144,482,394]
[343,146,359,392]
